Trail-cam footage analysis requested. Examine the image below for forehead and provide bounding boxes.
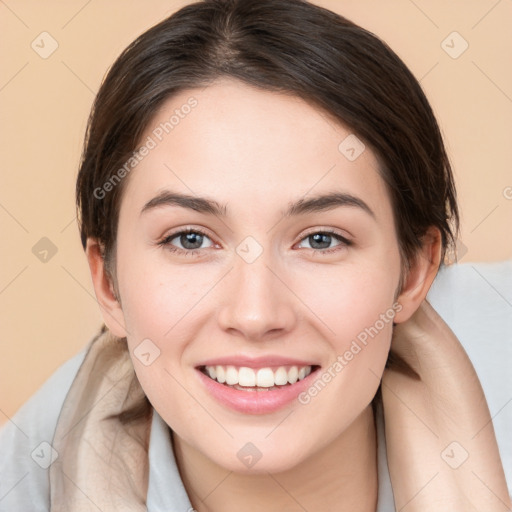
[120,78,392,224]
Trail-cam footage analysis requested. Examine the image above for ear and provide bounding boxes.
[393,227,442,324]
[85,238,127,338]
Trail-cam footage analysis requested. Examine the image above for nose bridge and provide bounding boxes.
[217,240,296,339]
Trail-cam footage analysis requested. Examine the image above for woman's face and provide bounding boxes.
[113,78,402,473]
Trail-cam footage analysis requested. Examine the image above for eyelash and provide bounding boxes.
[157,227,352,257]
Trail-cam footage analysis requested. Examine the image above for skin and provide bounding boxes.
[384,300,512,510]
[86,79,509,510]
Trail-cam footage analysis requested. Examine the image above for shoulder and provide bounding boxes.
[0,345,88,511]
[427,260,512,494]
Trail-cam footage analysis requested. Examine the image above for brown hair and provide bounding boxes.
[77,0,458,277]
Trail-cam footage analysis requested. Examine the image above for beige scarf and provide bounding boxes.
[49,329,151,511]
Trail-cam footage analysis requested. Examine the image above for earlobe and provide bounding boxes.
[85,238,127,338]
[393,227,442,324]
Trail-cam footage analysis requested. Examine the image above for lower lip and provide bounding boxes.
[196,368,319,415]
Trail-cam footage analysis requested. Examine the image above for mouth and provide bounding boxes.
[198,364,321,392]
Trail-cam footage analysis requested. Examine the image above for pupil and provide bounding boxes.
[310,233,331,249]
[181,232,203,249]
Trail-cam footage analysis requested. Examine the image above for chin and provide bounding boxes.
[226,453,306,476]
[201,436,314,475]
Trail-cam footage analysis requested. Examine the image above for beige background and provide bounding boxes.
[1,0,511,425]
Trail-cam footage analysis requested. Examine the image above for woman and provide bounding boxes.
[1,0,510,510]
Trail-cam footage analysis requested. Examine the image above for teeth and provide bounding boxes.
[216,366,226,384]
[256,368,274,387]
[204,364,313,388]
[239,367,256,386]
[288,366,298,384]
[225,366,238,385]
[274,367,288,386]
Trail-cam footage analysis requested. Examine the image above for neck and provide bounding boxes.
[173,405,379,512]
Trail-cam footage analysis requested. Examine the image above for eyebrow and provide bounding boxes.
[140,190,375,219]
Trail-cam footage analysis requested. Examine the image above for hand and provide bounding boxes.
[382,300,511,511]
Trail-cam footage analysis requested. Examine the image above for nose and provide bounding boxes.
[217,250,298,342]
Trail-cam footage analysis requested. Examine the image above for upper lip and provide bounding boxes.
[196,355,319,369]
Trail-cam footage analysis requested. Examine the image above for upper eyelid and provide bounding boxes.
[161,226,214,241]
[299,226,351,239]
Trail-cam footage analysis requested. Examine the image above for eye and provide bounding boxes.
[296,230,351,254]
[158,228,215,256]
[158,228,351,257]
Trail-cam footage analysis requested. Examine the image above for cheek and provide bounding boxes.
[295,272,395,440]
[291,259,397,406]
[291,256,399,343]
[118,251,215,340]
[116,255,222,408]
